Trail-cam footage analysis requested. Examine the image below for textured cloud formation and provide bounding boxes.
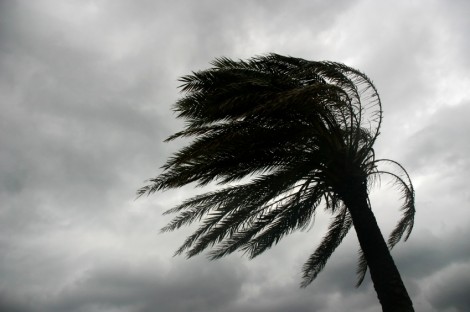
[1,1,469,311]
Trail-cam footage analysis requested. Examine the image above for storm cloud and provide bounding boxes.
[1,1,469,311]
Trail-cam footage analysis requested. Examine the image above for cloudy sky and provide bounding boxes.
[1,1,469,311]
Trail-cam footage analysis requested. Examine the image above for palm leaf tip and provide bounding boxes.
[355,248,368,287]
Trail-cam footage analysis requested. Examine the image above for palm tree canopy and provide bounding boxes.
[139,53,415,287]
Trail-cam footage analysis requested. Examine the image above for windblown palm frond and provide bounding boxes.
[139,54,415,291]
[353,159,415,287]
[301,205,352,287]
[373,159,416,247]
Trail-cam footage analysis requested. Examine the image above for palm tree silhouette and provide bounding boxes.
[139,54,415,312]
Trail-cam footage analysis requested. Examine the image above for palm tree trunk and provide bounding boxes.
[341,180,414,312]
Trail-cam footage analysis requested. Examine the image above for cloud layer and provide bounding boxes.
[1,1,469,311]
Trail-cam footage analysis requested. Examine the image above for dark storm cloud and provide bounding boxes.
[45,258,247,312]
[0,0,469,311]
[396,227,470,280]
[0,0,167,215]
[0,3,175,310]
[428,262,470,312]
[0,257,244,312]
[404,102,470,172]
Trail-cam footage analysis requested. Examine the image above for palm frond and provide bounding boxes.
[165,164,317,257]
[238,185,323,259]
[372,159,415,248]
[301,205,352,287]
[184,181,320,258]
[355,248,368,287]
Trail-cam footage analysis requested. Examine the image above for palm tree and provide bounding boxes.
[139,54,415,312]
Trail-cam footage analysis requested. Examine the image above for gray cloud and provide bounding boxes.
[427,262,470,312]
[1,0,469,311]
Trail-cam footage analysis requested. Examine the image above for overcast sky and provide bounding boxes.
[1,1,469,311]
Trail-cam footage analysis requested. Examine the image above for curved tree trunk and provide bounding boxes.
[341,180,414,312]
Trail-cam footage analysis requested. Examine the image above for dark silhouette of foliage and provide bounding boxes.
[139,54,415,312]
